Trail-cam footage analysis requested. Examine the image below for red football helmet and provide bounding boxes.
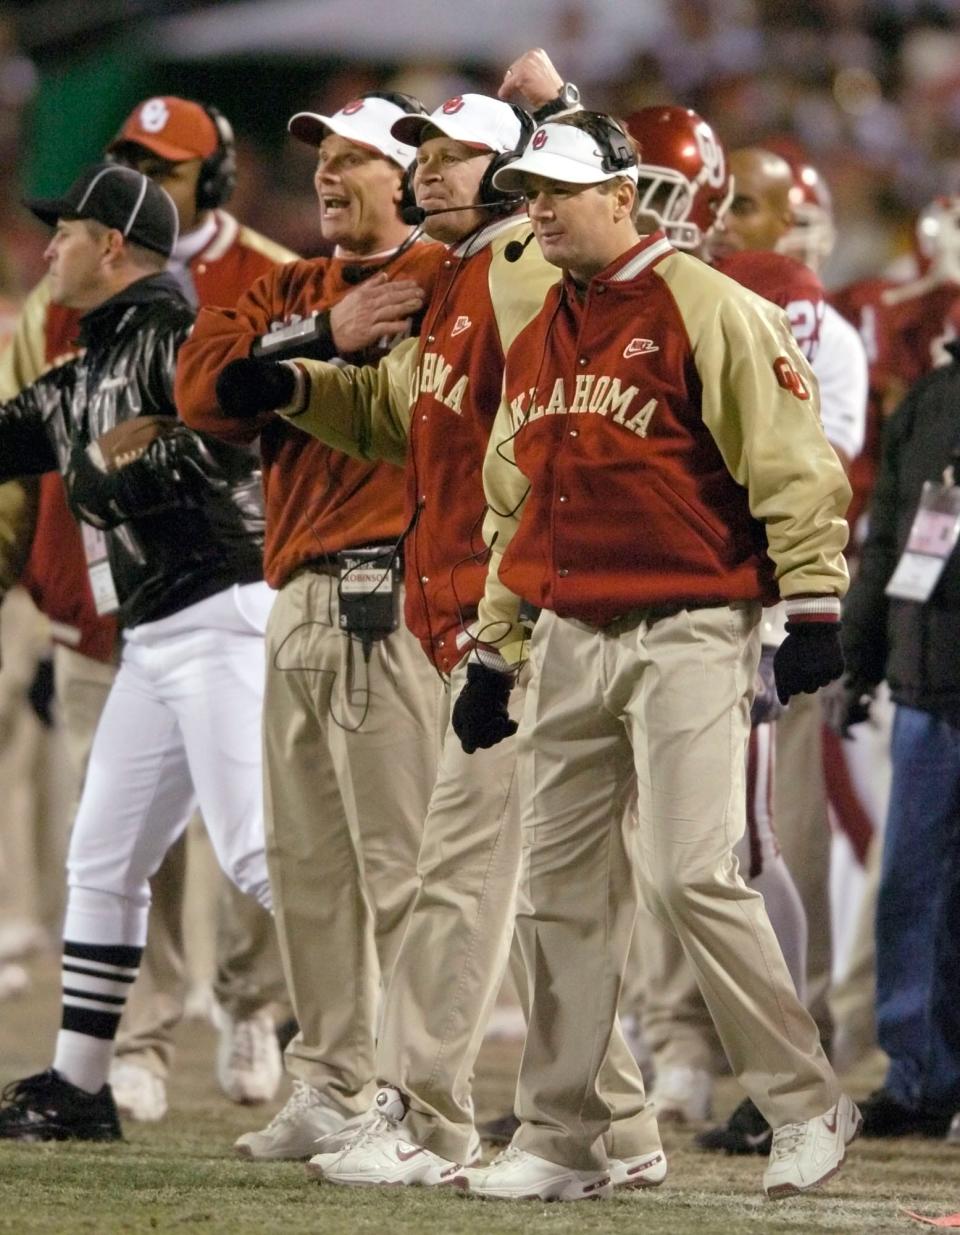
[623,106,733,251]
[777,156,836,272]
[914,196,960,285]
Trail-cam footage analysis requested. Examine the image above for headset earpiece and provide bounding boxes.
[478,104,536,210]
[400,161,417,215]
[196,104,237,212]
[577,113,636,176]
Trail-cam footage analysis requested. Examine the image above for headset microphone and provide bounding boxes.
[401,200,519,226]
[504,234,536,263]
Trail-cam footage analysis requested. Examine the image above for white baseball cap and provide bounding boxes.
[288,95,417,169]
[391,93,524,154]
[493,120,639,193]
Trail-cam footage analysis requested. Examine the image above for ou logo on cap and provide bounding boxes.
[139,98,170,134]
[442,96,465,114]
[342,99,365,115]
[532,129,548,150]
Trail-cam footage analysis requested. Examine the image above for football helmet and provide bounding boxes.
[776,156,836,272]
[623,106,733,251]
[915,196,960,285]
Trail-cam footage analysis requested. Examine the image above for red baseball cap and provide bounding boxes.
[107,97,218,163]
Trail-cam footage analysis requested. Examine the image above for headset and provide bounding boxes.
[195,103,237,212]
[566,110,637,177]
[356,90,429,216]
[478,104,536,209]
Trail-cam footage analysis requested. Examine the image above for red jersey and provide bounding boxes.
[715,250,825,362]
[832,274,960,526]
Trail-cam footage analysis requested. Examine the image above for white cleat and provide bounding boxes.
[216,1009,283,1105]
[234,1079,349,1160]
[454,1146,612,1201]
[648,1065,713,1124]
[307,1086,464,1188]
[108,1060,168,1123]
[608,1149,667,1189]
[763,1093,862,1199]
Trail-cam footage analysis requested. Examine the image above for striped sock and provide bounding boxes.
[53,941,142,1094]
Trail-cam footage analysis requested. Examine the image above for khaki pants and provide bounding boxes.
[376,661,524,1161]
[263,572,439,1112]
[635,722,808,1079]
[378,661,660,1166]
[54,642,285,1078]
[512,606,838,1171]
[0,589,70,942]
[774,690,833,1043]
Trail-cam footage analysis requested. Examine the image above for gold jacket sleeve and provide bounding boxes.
[0,279,55,400]
[283,335,418,466]
[474,240,560,667]
[662,254,851,599]
[474,391,531,665]
[0,279,56,600]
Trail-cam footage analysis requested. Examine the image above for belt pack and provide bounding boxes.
[336,545,400,650]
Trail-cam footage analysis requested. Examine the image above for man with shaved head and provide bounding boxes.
[713,148,796,255]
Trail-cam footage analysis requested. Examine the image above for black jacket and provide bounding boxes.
[843,342,960,725]
[0,273,264,628]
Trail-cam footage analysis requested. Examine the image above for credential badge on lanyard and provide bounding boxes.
[885,466,960,603]
[81,524,119,616]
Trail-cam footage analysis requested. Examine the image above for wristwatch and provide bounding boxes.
[533,82,581,123]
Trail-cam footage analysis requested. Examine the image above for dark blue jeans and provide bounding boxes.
[876,704,960,1114]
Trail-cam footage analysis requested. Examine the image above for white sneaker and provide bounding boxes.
[454,1146,612,1201]
[308,1085,464,1188]
[234,1079,348,1160]
[608,1149,667,1189]
[763,1093,862,1198]
[216,1009,282,1104]
[648,1065,713,1123]
[108,1060,168,1123]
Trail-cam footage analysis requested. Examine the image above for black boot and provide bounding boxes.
[695,1097,772,1155]
[0,1069,122,1142]
[859,1088,952,1138]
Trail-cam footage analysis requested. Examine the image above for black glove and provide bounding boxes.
[215,358,297,419]
[751,644,784,727]
[822,674,876,738]
[773,620,845,705]
[452,663,518,754]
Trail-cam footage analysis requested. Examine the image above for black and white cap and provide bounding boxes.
[26,162,179,258]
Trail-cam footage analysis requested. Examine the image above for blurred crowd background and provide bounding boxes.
[1,0,959,315]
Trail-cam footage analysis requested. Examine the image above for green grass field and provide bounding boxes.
[1,958,957,1235]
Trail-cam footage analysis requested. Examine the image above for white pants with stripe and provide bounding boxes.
[64,583,274,948]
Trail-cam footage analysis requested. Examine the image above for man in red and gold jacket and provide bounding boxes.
[450,112,858,1203]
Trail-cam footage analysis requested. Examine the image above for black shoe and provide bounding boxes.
[0,1069,122,1142]
[694,1097,772,1155]
[478,1111,520,1145]
[859,1087,952,1138]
